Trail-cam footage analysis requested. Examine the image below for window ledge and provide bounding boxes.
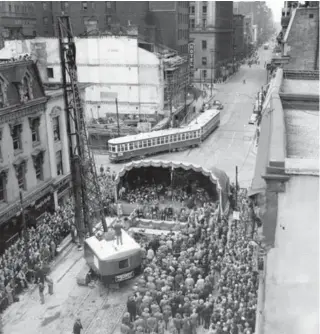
[32,141,40,148]
[14,149,23,156]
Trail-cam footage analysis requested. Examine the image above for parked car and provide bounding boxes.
[248,114,258,125]
[212,100,224,110]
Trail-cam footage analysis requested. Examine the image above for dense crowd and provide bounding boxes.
[121,192,259,334]
[0,201,74,312]
[120,184,212,207]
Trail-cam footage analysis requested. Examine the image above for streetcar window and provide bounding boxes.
[129,143,133,150]
[152,139,156,146]
[185,133,189,139]
[157,138,161,145]
[165,136,169,143]
[194,131,197,137]
[177,134,181,141]
[119,258,129,269]
[134,142,138,149]
[143,141,147,148]
[173,135,177,142]
[182,133,185,140]
[111,146,115,152]
[138,141,142,148]
[189,132,193,139]
[119,145,123,152]
[160,137,164,144]
[147,140,151,147]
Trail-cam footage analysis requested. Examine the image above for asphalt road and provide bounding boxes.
[95,48,272,188]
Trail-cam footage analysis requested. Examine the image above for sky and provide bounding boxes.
[266,0,283,22]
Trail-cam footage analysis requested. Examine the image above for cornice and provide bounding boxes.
[0,99,47,125]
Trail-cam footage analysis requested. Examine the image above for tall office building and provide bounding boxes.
[189,1,234,83]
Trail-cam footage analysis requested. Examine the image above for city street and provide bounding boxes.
[3,48,272,334]
[95,48,272,188]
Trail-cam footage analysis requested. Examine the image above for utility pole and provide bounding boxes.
[19,191,30,268]
[235,166,239,210]
[210,49,214,97]
[115,98,120,137]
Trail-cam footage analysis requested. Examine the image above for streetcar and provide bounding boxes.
[108,126,202,162]
[108,109,220,163]
[188,108,220,141]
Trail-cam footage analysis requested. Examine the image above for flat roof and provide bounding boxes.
[263,175,319,334]
[281,79,319,96]
[108,125,200,144]
[188,109,220,127]
[284,108,319,159]
[85,229,141,261]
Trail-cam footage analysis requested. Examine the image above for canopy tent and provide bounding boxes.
[114,159,230,215]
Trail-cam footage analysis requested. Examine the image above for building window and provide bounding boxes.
[52,116,60,141]
[16,163,26,190]
[202,6,207,14]
[202,40,207,50]
[82,1,88,10]
[61,2,69,10]
[20,74,32,103]
[309,14,314,18]
[33,154,43,181]
[47,67,54,78]
[0,173,6,202]
[42,2,47,10]
[202,57,207,65]
[202,19,207,28]
[190,5,195,14]
[0,85,4,109]
[30,118,40,144]
[43,17,48,25]
[202,70,207,79]
[190,19,195,29]
[56,150,63,175]
[8,4,12,12]
[12,124,22,151]
[106,1,112,9]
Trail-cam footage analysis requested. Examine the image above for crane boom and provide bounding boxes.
[57,16,108,245]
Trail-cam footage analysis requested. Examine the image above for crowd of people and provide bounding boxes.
[0,201,74,313]
[120,184,212,206]
[121,191,260,334]
[0,165,117,314]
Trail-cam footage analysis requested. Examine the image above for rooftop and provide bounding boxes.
[281,78,319,95]
[284,108,319,159]
[263,175,319,334]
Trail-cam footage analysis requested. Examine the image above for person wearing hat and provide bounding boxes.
[73,317,83,334]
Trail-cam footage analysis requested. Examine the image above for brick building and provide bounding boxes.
[274,4,319,70]
[34,1,115,37]
[32,1,189,56]
[189,1,234,84]
[0,1,36,45]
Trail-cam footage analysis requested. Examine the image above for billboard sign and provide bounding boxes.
[188,43,195,70]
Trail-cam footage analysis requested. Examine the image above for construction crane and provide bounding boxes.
[57,16,108,246]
